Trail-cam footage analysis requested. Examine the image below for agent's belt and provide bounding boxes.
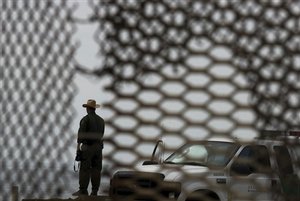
[82,140,102,145]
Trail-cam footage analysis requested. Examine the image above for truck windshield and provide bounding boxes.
[292,145,300,161]
[164,141,239,168]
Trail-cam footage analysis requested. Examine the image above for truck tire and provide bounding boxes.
[186,190,219,201]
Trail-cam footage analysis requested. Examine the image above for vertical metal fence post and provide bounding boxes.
[11,186,18,201]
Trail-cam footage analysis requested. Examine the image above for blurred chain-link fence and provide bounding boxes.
[1,0,76,200]
[1,0,300,200]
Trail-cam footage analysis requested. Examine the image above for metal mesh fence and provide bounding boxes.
[1,0,300,200]
[1,0,76,200]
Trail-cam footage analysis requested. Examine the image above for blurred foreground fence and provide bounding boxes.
[1,0,76,200]
[1,0,300,200]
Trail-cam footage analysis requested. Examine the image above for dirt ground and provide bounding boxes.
[22,195,111,201]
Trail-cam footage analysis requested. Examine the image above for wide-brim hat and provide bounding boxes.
[82,99,100,109]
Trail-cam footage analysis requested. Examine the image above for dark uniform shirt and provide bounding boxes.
[77,111,105,145]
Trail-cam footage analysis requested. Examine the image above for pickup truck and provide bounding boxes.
[109,131,300,201]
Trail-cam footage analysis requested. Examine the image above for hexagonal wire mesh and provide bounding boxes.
[1,0,300,200]
[1,0,77,200]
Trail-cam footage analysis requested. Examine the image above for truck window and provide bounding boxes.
[165,142,238,167]
[231,145,271,176]
[170,145,208,164]
[292,145,300,165]
[274,146,300,198]
[274,146,293,175]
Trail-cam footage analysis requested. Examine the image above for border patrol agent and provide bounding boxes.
[73,99,105,196]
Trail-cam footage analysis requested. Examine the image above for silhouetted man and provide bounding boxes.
[73,99,105,196]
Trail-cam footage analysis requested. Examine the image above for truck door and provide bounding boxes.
[142,140,164,165]
[274,145,300,200]
[229,145,275,200]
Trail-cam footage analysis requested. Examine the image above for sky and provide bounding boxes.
[71,0,108,133]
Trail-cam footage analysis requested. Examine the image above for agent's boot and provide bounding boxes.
[91,190,98,196]
[72,189,88,196]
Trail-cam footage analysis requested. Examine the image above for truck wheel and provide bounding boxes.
[186,190,219,201]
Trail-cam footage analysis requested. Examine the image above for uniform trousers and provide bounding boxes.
[79,143,102,192]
